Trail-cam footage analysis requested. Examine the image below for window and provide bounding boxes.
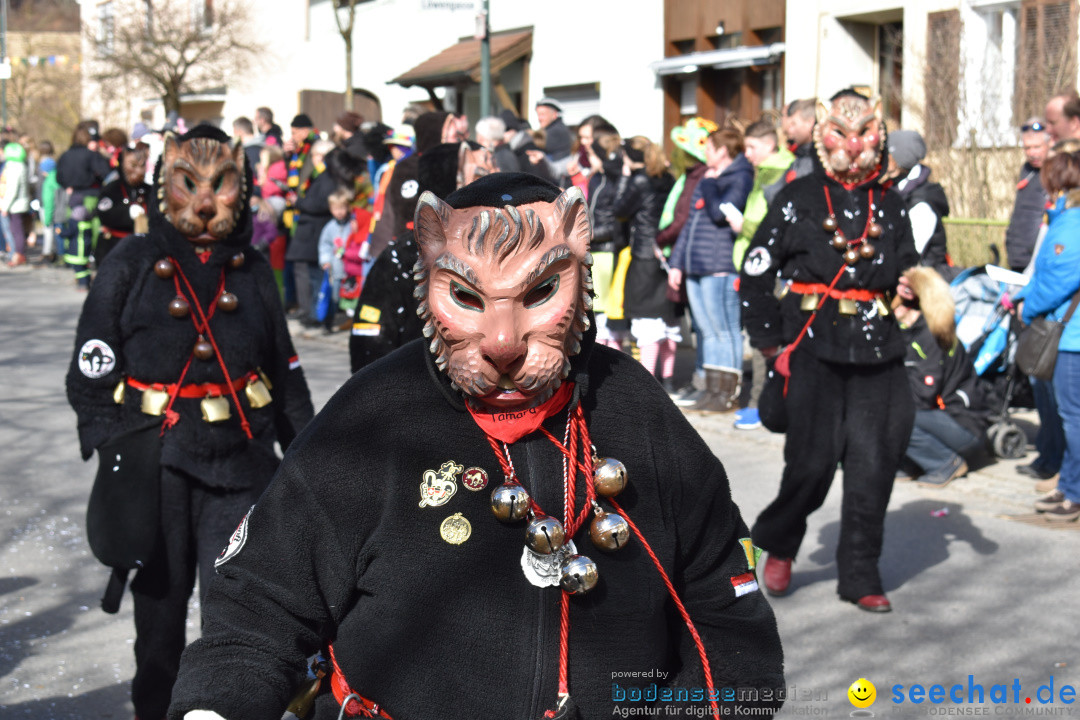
[541,83,601,126]
[191,0,213,33]
[97,1,115,55]
[1015,0,1078,123]
[925,9,960,149]
[680,77,698,115]
[709,32,742,50]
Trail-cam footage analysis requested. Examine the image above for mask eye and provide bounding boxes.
[183,175,196,193]
[213,173,226,193]
[524,275,559,309]
[451,281,484,311]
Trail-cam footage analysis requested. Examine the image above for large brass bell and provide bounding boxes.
[859,242,876,259]
[799,292,820,312]
[843,248,860,266]
[217,292,239,312]
[590,510,630,552]
[491,481,530,522]
[193,335,215,360]
[593,457,627,497]
[830,234,847,251]
[200,394,231,423]
[525,514,566,554]
[168,297,190,318]
[559,555,598,594]
[141,387,170,416]
[154,259,175,278]
[822,215,838,233]
[837,297,859,315]
[245,377,273,408]
[867,222,883,239]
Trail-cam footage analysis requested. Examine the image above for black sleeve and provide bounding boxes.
[738,186,793,350]
[610,174,642,219]
[349,236,420,373]
[93,152,112,186]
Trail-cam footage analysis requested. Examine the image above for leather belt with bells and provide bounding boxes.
[122,370,273,422]
[789,281,889,317]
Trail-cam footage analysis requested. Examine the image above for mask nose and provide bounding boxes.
[196,192,216,222]
[480,306,527,375]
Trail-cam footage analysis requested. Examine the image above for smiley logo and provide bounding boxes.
[848,678,876,708]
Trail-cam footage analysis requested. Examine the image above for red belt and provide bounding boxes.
[789,282,884,302]
[127,371,255,398]
[329,645,392,718]
[101,227,131,239]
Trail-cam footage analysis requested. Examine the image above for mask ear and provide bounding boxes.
[414,191,452,263]
[815,100,830,126]
[160,132,180,182]
[552,186,591,259]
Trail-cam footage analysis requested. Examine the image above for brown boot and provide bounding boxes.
[713,366,742,412]
[686,366,741,414]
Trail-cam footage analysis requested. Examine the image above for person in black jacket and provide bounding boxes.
[587,125,629,350]
[885,129,953,277]
[740,89,920,613]
[66,125,314,720]
[93,142,150,265]
[1005,119,1051,272]
[169,172,784,720]
[57,122,112,288]
[895,266,989,486]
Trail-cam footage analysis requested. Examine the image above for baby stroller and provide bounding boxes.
[950,264,1032,459]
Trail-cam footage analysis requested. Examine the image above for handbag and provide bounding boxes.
[315,270,334,322]
[1016,291,1080,381]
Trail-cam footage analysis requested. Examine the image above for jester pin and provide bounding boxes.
[419,460,464,508]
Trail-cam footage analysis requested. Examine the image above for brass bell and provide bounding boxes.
[244,377,272,408]
[154,259,175,278]
[822,215,838,233]
[593,457,627,497]
[843,248,860,265]
[838,297,859,315]
[217,292,239,312]
[559,554,598,595]
[491,481,531,522]
[859,242,876,259]
[525,514,566,555]
[200,395,231,423]
[590,511,630,552]
[168,297,190,318]
[193,336,215,360]
[875,296,892,317]
[140,387,170,416]
[229,252,245,269]
[830,233,847,251]
[800,292,820,312]
[113,381,126,405]
[867,222,883,239]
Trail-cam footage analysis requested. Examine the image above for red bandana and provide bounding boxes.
[467,382,574,443]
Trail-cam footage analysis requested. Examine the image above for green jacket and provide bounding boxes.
[733,148,795,270]
[40,162,59,225]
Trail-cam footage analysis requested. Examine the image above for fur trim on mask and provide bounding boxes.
[904,265,955,349]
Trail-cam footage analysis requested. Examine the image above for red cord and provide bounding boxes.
[822,186,876,245]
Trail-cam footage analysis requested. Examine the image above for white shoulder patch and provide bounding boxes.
[743,247,772,277]
[215,506,254,568]
[97,197,114,212]
[400,179,419,199]
[78,339,117,379]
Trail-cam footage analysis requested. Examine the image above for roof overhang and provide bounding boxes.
[392,27,532,88]
[650,42,786,76]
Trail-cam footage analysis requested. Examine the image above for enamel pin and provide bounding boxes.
[419,460,464,508]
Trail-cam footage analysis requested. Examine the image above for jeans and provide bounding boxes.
[1053,352,1080,502]
[293,260,324,321]
[905,409,981,474]
[1031,377,1065,473]
[685,273,741,369]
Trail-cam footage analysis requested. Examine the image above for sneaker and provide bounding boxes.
[734,407,762,430]
[1017,463,1057,480]
[674,387,705,407]
[1042,498,1080,522]
[917,457,968,488]
[1034,489,1065,513]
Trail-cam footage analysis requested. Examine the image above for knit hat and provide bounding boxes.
[384,125,415,148]
[888,129,927,171]
[336,111,363,134]
[670,117,719,163]
[499,109,521,132]
[535,97,563,113]
[131,122,151,141]
[291,113,314,129]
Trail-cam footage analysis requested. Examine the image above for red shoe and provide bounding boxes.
[762,555,792,596]
[850,594,892,613]
[7,252,26,267]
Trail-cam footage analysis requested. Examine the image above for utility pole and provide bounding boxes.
[478,0,490,119]
[1,0,8,128]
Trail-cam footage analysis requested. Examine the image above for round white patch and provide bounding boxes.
[97,197,113,212]
[215,506,254,568]
[400,179,419,199]
[78,339,117,379]
[743,247,772,277]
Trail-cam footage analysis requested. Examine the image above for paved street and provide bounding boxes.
[1,262,1077,719]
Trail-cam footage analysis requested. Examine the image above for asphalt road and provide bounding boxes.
[1,262,1077,719]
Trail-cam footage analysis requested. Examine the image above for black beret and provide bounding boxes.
[291,113,314,129]
[445,171,562,210]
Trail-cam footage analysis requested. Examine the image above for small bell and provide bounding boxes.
[859,242,876,259]
[525,515,566,555]
[229,252,245,269]
[193,335,215,360]
[244,377,273,408]
[822,215,838,233]
[590,510,630,552]
[843,248,860,266]
[200,395,231,423]
[217,292,239,312]
[140,387,170,416]
[593,457,627,497]
[830,233,848,251]
[168,297,190,318]
[559,554,598,594]
[154,259,175,278]
[867,222,883,239]
[491,481,531,523]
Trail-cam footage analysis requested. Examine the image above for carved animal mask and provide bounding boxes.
[122,146,149,188]
[413,187,594,411]
[814,94,884,186]
[158,133,245,245]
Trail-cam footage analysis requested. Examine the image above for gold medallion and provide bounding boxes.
[440,513,472,545]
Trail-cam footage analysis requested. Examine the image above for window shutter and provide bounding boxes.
[925,10,960,150]
[1016,0,1078,123]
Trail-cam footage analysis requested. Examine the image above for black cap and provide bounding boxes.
[291,113,314,129]
[445,172,562,210]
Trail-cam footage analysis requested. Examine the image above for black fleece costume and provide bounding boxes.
[66,125,314,720]
[169,179,785,720]
[93,166,150,265]
[739,151,919,601]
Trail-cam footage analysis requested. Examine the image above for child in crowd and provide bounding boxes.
[317,188,356,331]
[253,145,288,292]
[1,140,32,267]
[36,140,62,264]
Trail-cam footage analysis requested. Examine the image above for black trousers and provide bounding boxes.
[751,351,914,599]
[129,467,260,719]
